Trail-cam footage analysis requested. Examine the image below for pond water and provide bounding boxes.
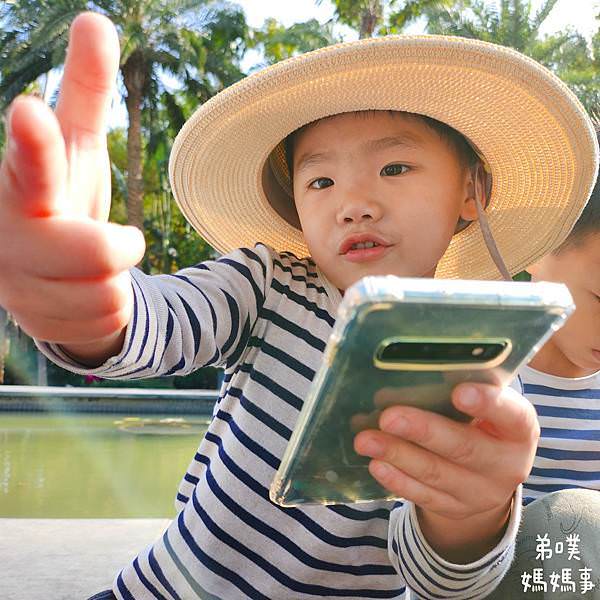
[0,412,209,518]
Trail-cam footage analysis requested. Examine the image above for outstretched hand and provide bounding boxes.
[0,13,144,360]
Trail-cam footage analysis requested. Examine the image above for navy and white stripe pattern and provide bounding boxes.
[39,244,518,599]
[520,365,600,504]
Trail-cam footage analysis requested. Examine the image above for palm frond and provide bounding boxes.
[531,0,560,35]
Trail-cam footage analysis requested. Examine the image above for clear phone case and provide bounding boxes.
[270,277,574,507]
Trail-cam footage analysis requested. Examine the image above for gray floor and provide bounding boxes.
[0,518,171,599]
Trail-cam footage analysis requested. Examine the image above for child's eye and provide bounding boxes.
[309,177,334,189]
[381,163,409,177]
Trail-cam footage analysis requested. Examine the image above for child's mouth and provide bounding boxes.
[340,233,390,262]
[343,243,390,262]
[349,241,379,250]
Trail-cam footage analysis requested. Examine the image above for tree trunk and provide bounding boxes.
[122,51,147,231]
[359,1,382,38]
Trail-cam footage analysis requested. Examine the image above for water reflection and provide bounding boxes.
[0,412,207,518]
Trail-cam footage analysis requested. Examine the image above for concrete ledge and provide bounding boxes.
[0,385,218,415]
[0,518,171,599]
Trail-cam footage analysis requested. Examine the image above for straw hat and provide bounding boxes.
[168,35,598,279]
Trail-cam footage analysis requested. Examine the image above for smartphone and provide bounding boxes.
[270,276,574,507]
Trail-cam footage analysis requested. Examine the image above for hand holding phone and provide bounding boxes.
[270,276,573,506]
[354,380,540,562]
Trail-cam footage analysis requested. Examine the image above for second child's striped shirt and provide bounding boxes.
[520,365,600,504]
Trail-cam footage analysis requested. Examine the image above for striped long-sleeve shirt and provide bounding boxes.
[38,244,519,600]
[520,365,600,505]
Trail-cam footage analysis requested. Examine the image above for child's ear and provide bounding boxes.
[459,164,486,222]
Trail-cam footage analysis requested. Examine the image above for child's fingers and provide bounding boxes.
[55,12,119,149]
[4,271,132,322]
[452,383,540,444]
[355,429,492,504]
[369,385,538,473]
[15,306,133,345]
[371,404,490,471]
[3,218,145,279]
[54,13,119,219]
[367,460,463,516]
[0,96,67,217]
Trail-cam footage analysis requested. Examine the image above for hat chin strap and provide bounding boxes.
[474,167,512,281]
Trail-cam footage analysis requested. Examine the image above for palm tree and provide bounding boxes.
[421,0,597,111]
[338,0,385,38]
[319,0,453,38]
[425,0,589,76]
[423,0,549,47]
[249,17,339,66]
[0,0,248,230]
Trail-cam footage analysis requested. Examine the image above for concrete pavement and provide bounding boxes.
[0,518,171,599]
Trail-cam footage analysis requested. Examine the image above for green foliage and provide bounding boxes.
[319,0,385,37]
[0,0,85,110]
[107,128,129,224]
[424,0,563,50]
[513,271,531,282]
[422,0,599,112]
[561,28,600,114]
[250,18,339,65]
[382,0,456,35]
[142,185,217,275]
[0,112,5,158]
[321,0,454,38]
[0,0,250,232]
[140,86,218,273]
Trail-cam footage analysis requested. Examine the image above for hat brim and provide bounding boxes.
[169,35,598,279]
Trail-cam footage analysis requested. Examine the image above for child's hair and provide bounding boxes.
[283,110,481,179]
[555,120,600,253]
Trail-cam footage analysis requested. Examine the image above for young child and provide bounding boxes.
[525,123,600,499]
[0,13,597,600]
[486,125,600,599]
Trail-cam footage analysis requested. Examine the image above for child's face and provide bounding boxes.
[291,112,478,290]
[529,234,600,374]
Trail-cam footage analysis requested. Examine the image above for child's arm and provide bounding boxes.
[354,383,539,597]
[0,14,143,364]
[37,246,271,379]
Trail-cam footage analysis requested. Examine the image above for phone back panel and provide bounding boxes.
[270,277,573,506]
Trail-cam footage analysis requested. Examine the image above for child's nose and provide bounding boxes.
[336,191,383,225]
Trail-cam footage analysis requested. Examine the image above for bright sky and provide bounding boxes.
[537,0,599,38]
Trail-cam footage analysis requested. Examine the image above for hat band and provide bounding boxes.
[474,167,511,281]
